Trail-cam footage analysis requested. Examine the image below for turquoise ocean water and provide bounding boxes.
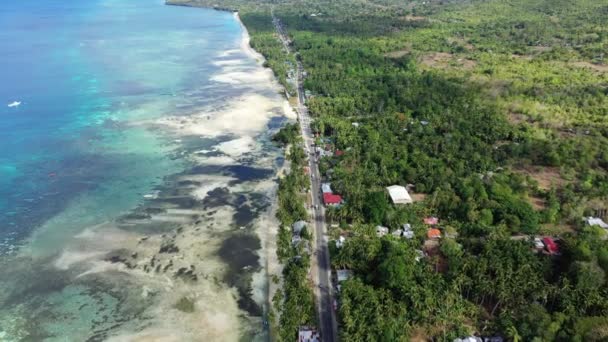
[0,0,285,340]
[0,0,239,254]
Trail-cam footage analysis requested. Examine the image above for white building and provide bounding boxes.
[402,223,415,239]
[321,183,333,194]
[584,216,608,229]
[386,185,413,204]
[392,229,403,237]
[376,225,389,237]
[315,146,331,157]
[298,326,320,342]
[336,236,346,248]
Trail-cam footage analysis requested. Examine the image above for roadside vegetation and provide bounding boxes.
[169,0,608,339]
[271,123,316,341]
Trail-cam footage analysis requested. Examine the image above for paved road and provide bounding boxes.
[272,14,338,342]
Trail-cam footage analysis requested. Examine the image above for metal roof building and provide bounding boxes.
[386,185,413,204]
[323,193,342,205]
[585,216,608,229]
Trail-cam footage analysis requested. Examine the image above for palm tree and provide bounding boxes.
[506,325,521,342]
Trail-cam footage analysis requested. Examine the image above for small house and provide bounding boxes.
[584,216,608,229]
[298,326,320,342]
[334,150,345,157]
[376,226,389,237]
[392,229,403,238]
[336,236,346,249]
[321,183,333,194]
[386,185,413,204]
[427,228,441,239]
[402,223,414,239]
[315,146,331,157]
[323,193,343,206]
[542,237,559,254]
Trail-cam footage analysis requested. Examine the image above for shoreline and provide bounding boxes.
[164,3,295,337]
[104,7,293,340]
[232,8,287,339]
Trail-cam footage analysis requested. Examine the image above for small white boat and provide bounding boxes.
[7,101,21,108]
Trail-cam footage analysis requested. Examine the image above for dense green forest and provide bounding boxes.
[170,0,608,340]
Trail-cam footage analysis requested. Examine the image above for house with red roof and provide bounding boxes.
[323,193,343,206]
[542,237,560,254]
[334,150,345,157]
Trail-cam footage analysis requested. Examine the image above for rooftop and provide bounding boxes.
[585,216,608,229]
[298,326,320,342]
[323,193,343,205]
[321,183,333,194]
[336,235,346,248]
[542,237,559,254]
[386,185,413,204]
[376,225,389,237]
[427,228,441,239]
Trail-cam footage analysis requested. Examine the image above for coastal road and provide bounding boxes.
[272,14,338,342]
